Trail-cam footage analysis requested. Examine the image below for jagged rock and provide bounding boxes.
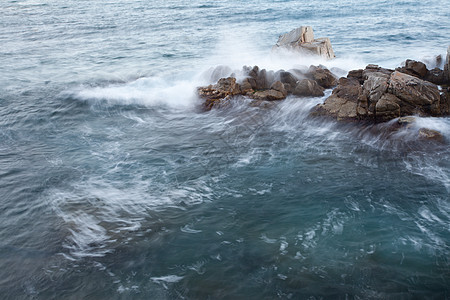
[375,94,401,122]
[441,89,449,115]
[362,71,390,116]
[293,79,325,97]
[198,77,241,110]
[307,65,338,88]
[418,128,444,142]
[388,71,441,116]
[396,60,428,78]
[312,77,364,120]
[273,26,335,60]
[278,71,298,93]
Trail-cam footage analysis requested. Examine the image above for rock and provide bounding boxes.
[424,67,446,85]
[397,116,416,127]
[375,94,401,122]
[388,71,441,116]
[396,60,428,79]
[362,71,390,116]
[198,77,241,110]
[312,77,364,120]
[239,78,254,94]
[293,79,325,97]
[274,26,335,60]
[270,81,287,97]
[300,38,335,60]
[252,89,286,101]
[307,66,338,88]
[276,26,315,45]
[347,69,364,84]
[418,128,444,142]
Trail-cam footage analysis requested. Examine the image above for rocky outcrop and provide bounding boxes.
[313,63,450,122]
[198,65,337,110]
[273,26,335,60]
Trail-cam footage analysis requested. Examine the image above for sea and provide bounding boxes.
[1,0,449,299]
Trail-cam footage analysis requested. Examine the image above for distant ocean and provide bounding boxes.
[1,0,449,298]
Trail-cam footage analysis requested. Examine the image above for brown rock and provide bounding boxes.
[270,81,287,97]
[424,68,446,85]
[362,72,390,116]
[293,79,325,97]
[375,94,401,122]
[396,60,428,78]
[418,128,444,142]
[252,89,286,101]
[312,77,364,120]
[388,71,441,116]
[347,69,364,84]
[307,66,338,88]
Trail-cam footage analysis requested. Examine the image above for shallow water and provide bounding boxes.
[1,0,449,299]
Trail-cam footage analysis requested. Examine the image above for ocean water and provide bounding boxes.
[1,0,449,299]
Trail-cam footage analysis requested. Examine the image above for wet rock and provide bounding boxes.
[396,60,428,79]
[278,71,298,93]
[424,67,446,85]
[293,79,325,97]
[388,71,441,116]
[312,77,364,120]
[252,89,286,101]
[307,65,338,88]
[362,71,390,116]
[397,116,416,127]
[418,128,444,142]
[347,69,364,84]
[273,26,335,60]
[270,81,287,97]
[375,94,401,122]
[198,77,241,110]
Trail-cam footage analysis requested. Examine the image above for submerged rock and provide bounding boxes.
[273,26,335,60]
[418,128,444,142]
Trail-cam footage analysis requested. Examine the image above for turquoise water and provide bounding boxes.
[1,0,449,298]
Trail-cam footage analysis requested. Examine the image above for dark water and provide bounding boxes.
[1,0,449,299]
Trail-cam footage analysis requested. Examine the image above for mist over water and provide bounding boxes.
[1,0,449,299]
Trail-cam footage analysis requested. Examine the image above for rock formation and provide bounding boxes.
[197,65,337,110]
[313,61,450,122]
[273,26,335,60]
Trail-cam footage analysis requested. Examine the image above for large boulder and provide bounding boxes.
[273,26,335,60]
